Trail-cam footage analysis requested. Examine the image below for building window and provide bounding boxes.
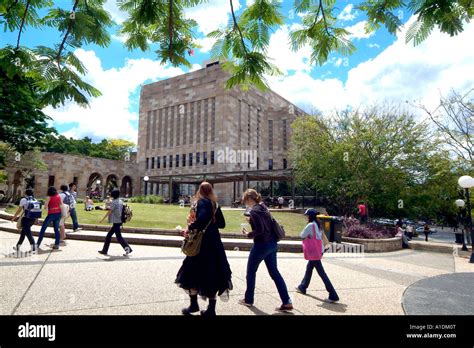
[48,175,55,187]
[211,151,215,165]
[176,154,180,168]
[157,156,161,169]
[268,120,273,151]
[169,155,173,168]
[73,177,78,185]
[189,153,193,167]
[203,152,208,165]
[196,152,200,165]
[211,98,216,142]
[282,119,288,151]
[196,101,201,144]
[204,99,208,143]
[190,102,194,145]
[283,158,287,169]
[170,106,175,147]
[182,154,186,167]
[176,106,181,146]
[151,157,155,169]
[163,155,167,168]
[268,159,273,170]
[183,104,187,146]
[146,157,149,170]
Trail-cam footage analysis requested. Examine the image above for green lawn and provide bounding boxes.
[6,203,308,237]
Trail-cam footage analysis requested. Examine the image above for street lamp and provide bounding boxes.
[458,175,474,263]
[143,176,149,196]
[455,199,468,251]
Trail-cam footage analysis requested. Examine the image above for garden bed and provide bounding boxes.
[341,236,402,252]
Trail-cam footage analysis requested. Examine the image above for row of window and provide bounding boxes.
[146,151,215,170]
[146,98,216,150]
[146,155,288,170]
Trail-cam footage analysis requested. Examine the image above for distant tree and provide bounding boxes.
[418,89,474,169]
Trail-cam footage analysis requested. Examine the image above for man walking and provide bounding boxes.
[68,183,81,232]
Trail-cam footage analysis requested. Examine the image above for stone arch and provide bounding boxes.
[104,174,119,197]
[87,172,103,199]
[120,175,133,197]
[12,170,23,202]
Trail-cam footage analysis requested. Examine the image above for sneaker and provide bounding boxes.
[98,250,108,255]
[324,297,339,303]
[51,245,59,250]
[123,248,133,257]
[59,241,67,246]
[276,303,294,312]
[295,286,306,295]
[238,299,253,307]
[73,228,82,232]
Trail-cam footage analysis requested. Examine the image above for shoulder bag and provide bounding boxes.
[181,203,217,257]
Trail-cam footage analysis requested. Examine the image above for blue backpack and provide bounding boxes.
[24,196,42,219]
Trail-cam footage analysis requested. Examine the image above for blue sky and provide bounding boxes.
[3,0,473,143]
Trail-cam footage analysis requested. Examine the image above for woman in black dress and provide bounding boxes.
[176,182,233,316]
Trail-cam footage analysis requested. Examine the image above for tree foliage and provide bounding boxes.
[290,105,461,220]
[40,135,136,161]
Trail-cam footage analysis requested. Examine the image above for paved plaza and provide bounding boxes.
[1,221,473,316]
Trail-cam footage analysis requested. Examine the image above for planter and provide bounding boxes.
[341,236,402,252]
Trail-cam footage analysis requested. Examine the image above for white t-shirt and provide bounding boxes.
[19,198,28,210]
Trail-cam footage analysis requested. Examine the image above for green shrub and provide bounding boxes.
[76,199,84,204]
[129,195,163,204]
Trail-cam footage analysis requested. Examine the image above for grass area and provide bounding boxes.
[6,203,308,237]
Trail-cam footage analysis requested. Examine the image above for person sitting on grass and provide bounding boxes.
[85,196,94,211]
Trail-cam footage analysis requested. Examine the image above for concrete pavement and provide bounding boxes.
[0,226,472,315]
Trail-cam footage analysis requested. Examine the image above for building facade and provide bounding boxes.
[138,61,304,205]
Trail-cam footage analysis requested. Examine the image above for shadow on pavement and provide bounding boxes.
[304,293,348,313]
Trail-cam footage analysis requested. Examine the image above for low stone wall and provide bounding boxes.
[342,236,402,252]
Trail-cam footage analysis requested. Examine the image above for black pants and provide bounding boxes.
[424,232,429,241]
[299,260,339,301]
[17,217,36,251]
[101,223,131,253]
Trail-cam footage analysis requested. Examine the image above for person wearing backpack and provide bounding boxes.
[98,189,132,256]
[296,209,339,303]
[59,185,74,243]
[10,188,40,253]
[239,189,293,312]
[37,186,64,250]
[68,183,81,231]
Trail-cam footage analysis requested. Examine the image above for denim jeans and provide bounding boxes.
[101,223,131,254]
[69,208,79,230]
[244,241,291,305]
[17,217,36,250]
[37,213,61,247]
[299,260,339,301]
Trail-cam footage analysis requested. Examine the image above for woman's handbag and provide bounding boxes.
[16,211,24,230]
[302,223,323,260]
[181,204,217,257]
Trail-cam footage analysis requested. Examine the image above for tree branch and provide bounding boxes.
[230,0,248,55]
[16,0,31,49]
[319,0,331,37]
[55,0,80,69]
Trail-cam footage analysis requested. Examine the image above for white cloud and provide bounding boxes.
[268,17,474,114]
[267,25,312,74]
[338,4,357,22]
[195,36,217,53]
[104,0,128,24]
[368,43,380,49]
[44,49,186,142]
[185,0,241,35]
[345,21,375,40]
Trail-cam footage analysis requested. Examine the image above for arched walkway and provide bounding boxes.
[87,173,103,199]
[104,174,119,197]
[120,175,133,197]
